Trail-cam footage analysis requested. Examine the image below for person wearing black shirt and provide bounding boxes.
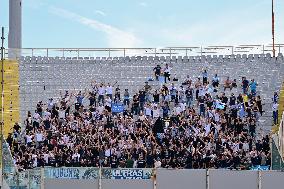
[132,95,139,115]
[153,65,162,81]
[153,90,160,103]
[242,77,249,94]
[138,91,146,110]
[110,157,118,168]
[229,93,236,106]
[137,157,146,168]
[89,92,96,107]
[13,123,21,133]
[199,96,205,117]
[185,87,193,108]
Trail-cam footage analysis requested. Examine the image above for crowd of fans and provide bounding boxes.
[7,64,273,171]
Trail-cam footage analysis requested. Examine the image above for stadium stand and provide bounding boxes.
[5,53,284,171]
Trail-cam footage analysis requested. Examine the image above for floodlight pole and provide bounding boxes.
[272,0,276,57]
[0,26,5,189]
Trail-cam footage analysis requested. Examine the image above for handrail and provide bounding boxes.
[4,44,284,59]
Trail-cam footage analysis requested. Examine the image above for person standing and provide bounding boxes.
[153,65,162,81]
[242,77,249,94]
[185,86,193,108]
[106,83,113,100]
[212,74,219,88]
[249,79,258,96]
[98,84,106,105]
[123,89,130,107]
[164,64,172,83]
[202,69,208,85]
[272,102,279,125]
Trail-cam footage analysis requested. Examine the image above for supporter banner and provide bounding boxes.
[45,167,99,179]
[102,168,153,179]
[111,103,124,113]
[250,165,270,170]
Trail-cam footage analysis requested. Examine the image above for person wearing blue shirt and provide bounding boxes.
[273,92,279,103]
[76,91,84,106]
[212,74,219,88]
[249,79,257,96]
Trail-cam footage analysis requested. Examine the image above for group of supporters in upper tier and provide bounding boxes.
[7,63,280,171]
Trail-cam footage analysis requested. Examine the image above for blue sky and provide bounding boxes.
[0,0,283,48]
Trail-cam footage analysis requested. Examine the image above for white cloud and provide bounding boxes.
[94,10,106,17]
[139,2,148,7]
[49,7,141,48]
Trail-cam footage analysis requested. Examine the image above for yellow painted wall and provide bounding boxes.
[278,82,284,124]
[0,60,20,138]
[272,81,284,133]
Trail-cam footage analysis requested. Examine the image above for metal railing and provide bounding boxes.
[3,44,284,59]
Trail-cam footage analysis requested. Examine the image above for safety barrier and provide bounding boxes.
[3,167,284,189]
[4,44,284,59]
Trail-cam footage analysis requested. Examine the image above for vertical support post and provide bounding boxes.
[262,45,265,55]
[185,48,188,57]
[63,48,65,58]
[231,46,234,55]
[272,0,276,57]
[123,48,126,63]
[16,172,19,188]
[77,49,80,59]
[201,46,203,56]
[99,167,102,189]
[154,48,157,57]
[41,168,45,189]
[0,26,5,189]
[31,48,34,57]
[28,170,30,189]
[258,170,262,189]
[206,169,209,189]
[46,48,49,58]
[153,168,157,189]
[108,49,110,58]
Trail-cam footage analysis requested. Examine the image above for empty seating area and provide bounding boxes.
[19,53,284,132]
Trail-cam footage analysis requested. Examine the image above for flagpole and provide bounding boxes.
[272,0,276,57]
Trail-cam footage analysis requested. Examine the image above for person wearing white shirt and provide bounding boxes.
[35,130,43,147]
[33,111,41,128]
[105,96,112,108]
[105,148,111,157]
[97,104,104,115]
[26,133,33,147]
[98,84,106,104]
[152,106,160,118]
[43,110,51,120]
[175,105,182,115]
[164,64,172,83]
[144,105,152,117]
[72,151,80,162]
[58,109,65,119]
[106,83,113,99]
[47,98,54,111]
[154,159,162,168]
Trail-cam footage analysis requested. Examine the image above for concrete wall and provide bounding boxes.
[101,179,153,189]
[208,170,258,189]
[261,171,284,189]
[44,179,99,189]
[44,170,284,189]
[156,169,206,189]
